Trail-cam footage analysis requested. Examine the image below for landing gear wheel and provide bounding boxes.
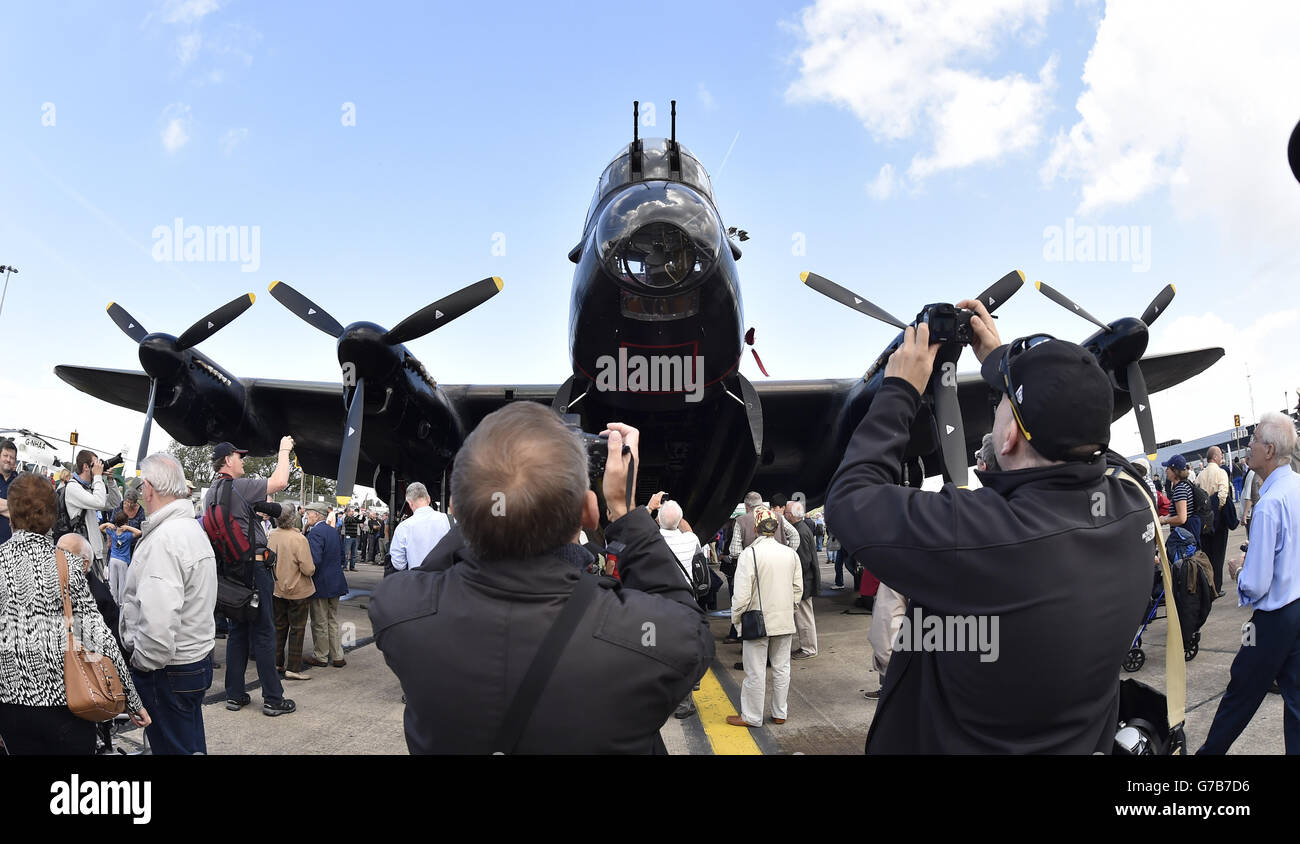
[1123,648,1146,673]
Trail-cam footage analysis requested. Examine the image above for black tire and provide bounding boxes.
[1185,642,1199,661]
[1123,648,1146,673]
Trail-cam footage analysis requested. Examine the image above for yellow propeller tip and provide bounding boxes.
[106,301,115,310]
[1169,284,1176,294]
[268,280,279,291]
[1033,280,1043,290]
[1148,453,1158,461]
[799,271,810,283]
[247,292,256,304]
[492,276,504,291]
[1015,270,1025,282]
[336,496,351,507]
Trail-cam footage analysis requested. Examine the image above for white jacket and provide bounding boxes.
[63,475,122,561]
[119,497,217,671]
[731,535,803,637]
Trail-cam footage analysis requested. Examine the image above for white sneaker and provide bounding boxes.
[284,670,312,681]
[830,584,845,590]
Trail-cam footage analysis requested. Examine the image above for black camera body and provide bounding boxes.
[561,414,609,482]
[916,303,975,345]
[103,452,125,472]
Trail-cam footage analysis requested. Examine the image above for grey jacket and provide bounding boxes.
[119,498,217,671]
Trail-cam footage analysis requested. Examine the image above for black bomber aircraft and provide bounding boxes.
[56,102,1224,535]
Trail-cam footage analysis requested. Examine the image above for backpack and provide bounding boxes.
[688,547,711,599]
[53,484,89,544]
[203,476,262,621]
[1189,483,1215,536]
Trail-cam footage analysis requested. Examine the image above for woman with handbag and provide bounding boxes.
[726,506,803,728]
[0,473,148,754]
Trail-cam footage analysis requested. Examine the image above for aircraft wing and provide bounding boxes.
[1136,347,1225,394]
[54,365,153,414]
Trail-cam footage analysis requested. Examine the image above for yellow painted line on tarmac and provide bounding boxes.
[694,667,762,755]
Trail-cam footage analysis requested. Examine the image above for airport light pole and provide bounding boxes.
[0,265,17,320]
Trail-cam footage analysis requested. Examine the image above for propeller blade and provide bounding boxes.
[750,348,770,377]
[1139,284,1176,327]
[1127,360,1158,461]
[977,270,1025,314]
[336,377,365,506]
[800,272,908,329]
[107,302,148,344]
[384,277,504,346]
[175,293,256,351]
[136,379,158,474]
[1034,282,1111,333]
[932,375,969,487]
[267,281,345,339]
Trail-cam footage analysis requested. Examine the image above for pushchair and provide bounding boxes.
[1122,527,1213,672]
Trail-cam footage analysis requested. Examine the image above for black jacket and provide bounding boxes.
[826,378,1153,754]
[369,508,713,754]
[792,519,819,599]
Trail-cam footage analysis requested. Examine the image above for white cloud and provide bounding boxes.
[785,0,1055,179]
[698,82,716,111]
[161,0,222,25]
[176,31,201,64]
[1108,308,1300,457]
[1043,1,1300,249]
[866,163,896,199]
[161,104,192,152]
[220,127,248,155]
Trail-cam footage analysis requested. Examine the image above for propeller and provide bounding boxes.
[106,294,255,471]
[268,277,504,504]
[1033,281,1178,460]
[801,269,1025,486]
[744,327,769,377]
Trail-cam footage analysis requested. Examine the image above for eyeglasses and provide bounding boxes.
[998,334,1055,443]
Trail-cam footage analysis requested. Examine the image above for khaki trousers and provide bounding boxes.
[793,598,818,655]
[309,597,343,662]
[869,582,907,676]
[740,633,792,726]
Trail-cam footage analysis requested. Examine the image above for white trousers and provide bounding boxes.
[106,558,129,608]
[869,582,907,677]
[741,633,792,726]
[793,598,818,655]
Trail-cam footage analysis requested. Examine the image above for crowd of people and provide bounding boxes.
[2,303,1298,755]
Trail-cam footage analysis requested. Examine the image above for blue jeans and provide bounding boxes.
[833,550,852,587]
[1199,596,1300,754]
[224,564,285,705]
[132,653,213,754]
[342,536,358,568]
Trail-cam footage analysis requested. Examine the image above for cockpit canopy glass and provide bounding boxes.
[585,139,714,227]
[595,182,721,289]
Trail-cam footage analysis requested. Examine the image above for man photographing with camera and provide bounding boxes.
[204,437,298,717]
[370,403,713,754]
[826,300,1152,754]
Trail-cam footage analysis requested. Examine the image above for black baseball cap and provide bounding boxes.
[212,442,249,463]
[980,336,1114,462]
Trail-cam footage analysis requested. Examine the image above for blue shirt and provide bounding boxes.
[307,520,349,599]
[106,526,136,562]
[390,506,451,570]
[0,470,14,543]
[1238,465,1300,611]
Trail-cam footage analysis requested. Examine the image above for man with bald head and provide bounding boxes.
[1197,445,1234,594]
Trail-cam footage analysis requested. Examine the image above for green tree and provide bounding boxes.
[164,441,336,502]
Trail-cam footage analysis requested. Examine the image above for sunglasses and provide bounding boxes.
[997,333,1055,443]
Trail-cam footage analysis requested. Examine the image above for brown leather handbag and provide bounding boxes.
[56,549,127,721]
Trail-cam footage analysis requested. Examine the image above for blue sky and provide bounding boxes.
[3,0,1299,477]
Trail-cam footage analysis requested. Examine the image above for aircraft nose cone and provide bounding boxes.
[337,322,399,379]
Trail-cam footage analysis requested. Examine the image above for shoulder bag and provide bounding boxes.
[57,549,128,722]
[739,547,767,640]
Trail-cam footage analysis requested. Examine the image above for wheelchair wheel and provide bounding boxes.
[1185,630,1201,662]
[1123,648,1146,672]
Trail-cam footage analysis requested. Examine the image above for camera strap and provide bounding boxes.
[493,573,600,754]
[1112,469,1186,735]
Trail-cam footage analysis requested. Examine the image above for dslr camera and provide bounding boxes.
[103,452,125,472]
[916,303,975,345]
[561,414,610,483]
